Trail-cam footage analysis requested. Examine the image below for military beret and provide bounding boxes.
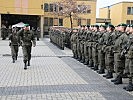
[82,25,85,27]
[119,23,127,27]
[127,24,130,27]
[130,24,133,27]
[86,25,90,28]
[100,25,106,29]
[108,24,115,28]
[94,25,99,28]
[24,24,29,27]
[91,25,94,27]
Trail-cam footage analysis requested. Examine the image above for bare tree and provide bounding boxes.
[52,0,90,28]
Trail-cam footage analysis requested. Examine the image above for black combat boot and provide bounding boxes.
[16,56,17,60]
[80,59,85,63]
[122,73,129,78]
[111,75,119,82]
[88,61,94,68]
[28,60,30,66]
[103,71,109,77]
[97,68,105,74]
[24,60,27,70]
[93,64,99,71]
[12,58,15,63]
[84,60,89,65]
[106,71,113,79]
[123,78,133,91]
[114,75,122,85]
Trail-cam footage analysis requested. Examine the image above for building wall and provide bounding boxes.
[99,7,109,18]
[99,2,133,26]
[121,2,133,24]
[110,3,123,25]
[0,0,96,35]
[0,0,44,15]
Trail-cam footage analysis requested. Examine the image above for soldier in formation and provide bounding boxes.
[49,26,71,50]
[70,23,133,91]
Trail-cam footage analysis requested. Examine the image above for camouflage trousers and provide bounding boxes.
[77,42,81,60]
[124,54,129,74]
[105,52,114,72]
[72,43,77,58]
[92,46,98,67]
[80,42,84,61]
[88,43,93,66]
[84,42,89,63]
[98,49,105,70]
[22,45,32,62]
[114,52,125,75]
[10,45,19,60]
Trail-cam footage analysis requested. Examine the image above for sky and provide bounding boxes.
[96,0,133,17]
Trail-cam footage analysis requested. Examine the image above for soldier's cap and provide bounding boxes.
[119,23,127,27]
[127,24,130,27]
[100,25,106,29]
[81,25,85,27]
[130,24,133,27]
[94,25,99,28]
[24,24,29,27]
[86,25,90,28]
[91,25,94,27]
[108,24,115,28]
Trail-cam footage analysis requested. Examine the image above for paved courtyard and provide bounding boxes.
[0,38,133,100]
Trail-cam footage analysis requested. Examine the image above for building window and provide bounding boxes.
[59,19,63,26]
[49,4,53,12]
[49,18,53,26]
[131,20,133,24]
[127,7,133,15]
[78,19,81,26]
[54,4,58,12]
[87,19,91,25]
[44,17,48,26]
[44,3,49,12]
[81,19,87,25]
[54,18,58,26]
[73,19,78,27]
[59,6,63,11]
[126,20,133,24]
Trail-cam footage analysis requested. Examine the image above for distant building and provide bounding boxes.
[0,0,97,37]
[99,1,133,26]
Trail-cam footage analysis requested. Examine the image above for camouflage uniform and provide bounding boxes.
[1,25,7,40]
[97,31,107,74]
[92,30,100,70]
[84,30,92,65]
[123,25,133,91]
[9,29,19,63]
[70,30,78,58]
[113,31,128,84]
[77,29,82,61]
[18,27,36,70]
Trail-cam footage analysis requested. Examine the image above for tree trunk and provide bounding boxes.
[69,14,73,29]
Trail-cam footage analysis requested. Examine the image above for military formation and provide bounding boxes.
[49,26,72,50]
[70,24,133,91]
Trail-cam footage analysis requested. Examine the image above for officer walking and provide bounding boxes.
[18,24,36,70]
[9,27,19,63]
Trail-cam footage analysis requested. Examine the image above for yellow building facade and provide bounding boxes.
[99,1,133,26]
[0,0,97,37]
